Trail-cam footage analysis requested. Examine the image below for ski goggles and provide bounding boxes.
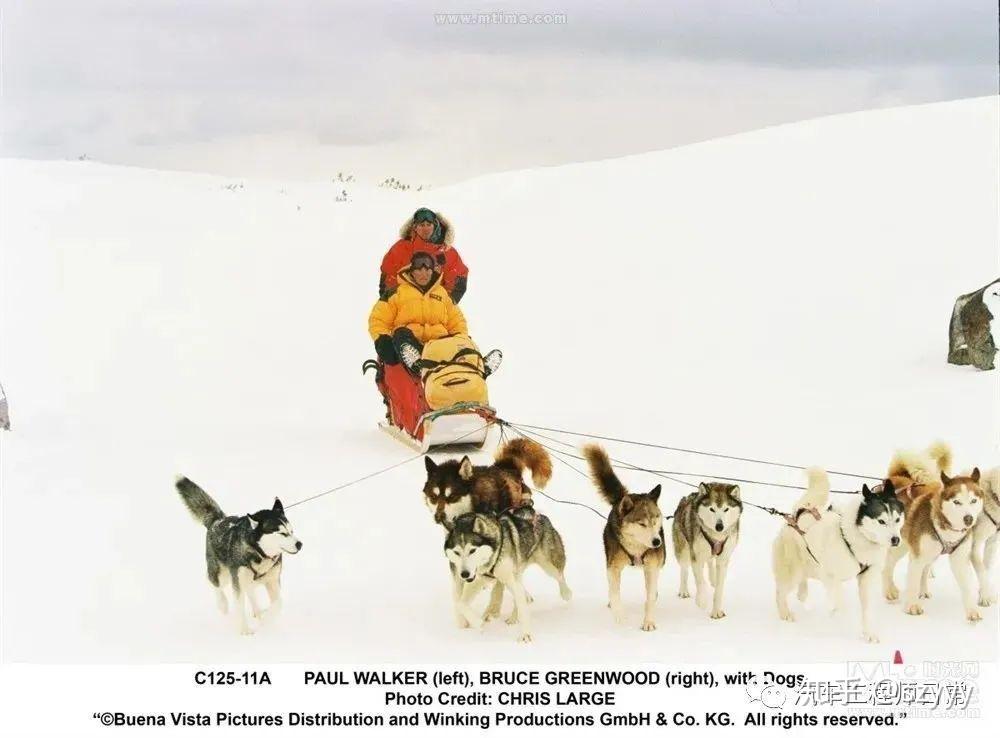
[410,255,436,271]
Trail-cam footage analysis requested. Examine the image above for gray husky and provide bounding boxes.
[175,476,302,635]
[444,506,571,643]
[672,482,742,619]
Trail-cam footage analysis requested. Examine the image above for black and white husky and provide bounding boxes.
[175,476,302,635]
[772,468,903,643]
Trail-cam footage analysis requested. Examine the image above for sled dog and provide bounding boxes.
[175,477,302,635]
[772,468,903,643]
[882,444,984,622]
[444,507,572,643]
[971,467,1000,607]
[583,444,665,631]
[672,482,742,619]
[422,438,552,524]
[886,440,952,503]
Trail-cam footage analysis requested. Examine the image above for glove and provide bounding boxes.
[450,275,468,304]
[374,335,399,364]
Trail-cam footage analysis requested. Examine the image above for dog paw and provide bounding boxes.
[517,633,533,644]
[919,591,931,600]
[677,590,690,599]
[884,587,899,602]
[967,609,982,623]
[504,613,520,626]
[709,609,726,620]
[559,585,573,602]
[640,620,657,632]
[238,624,254,636]
[455,614,470,629]
[696,596,709,610]
[904,603,924,616]
[778,610,795,622]
[863,632,880,644]
[611,608,626,625]
[979,593,996,607]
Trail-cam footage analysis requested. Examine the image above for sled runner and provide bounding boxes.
[364,336,500,451]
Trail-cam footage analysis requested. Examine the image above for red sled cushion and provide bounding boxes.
[380,363,430,439]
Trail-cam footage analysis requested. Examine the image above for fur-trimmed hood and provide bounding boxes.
[399,211,454,248]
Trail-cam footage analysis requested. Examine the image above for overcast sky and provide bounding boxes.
[1,0,997,184]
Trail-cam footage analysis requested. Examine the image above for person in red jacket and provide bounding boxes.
[379,208,469,303]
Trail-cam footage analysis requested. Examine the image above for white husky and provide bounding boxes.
[772,468,904,643]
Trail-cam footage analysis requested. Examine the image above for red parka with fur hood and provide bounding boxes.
[379,212,468,303]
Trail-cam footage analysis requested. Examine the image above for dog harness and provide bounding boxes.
[786,507,823,565]
[481,508,541,579]
[787,507,871,577]
[931,524,971,555]
[619,527,665,567]
[249,542,282,581]
[838,528,871,577]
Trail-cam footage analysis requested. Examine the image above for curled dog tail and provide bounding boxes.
[495,438,553,489]
[582,444,627,505]
[926,440,952,475]
[175,475,225,527]
[789,467,830,533]
[888,441,952,485]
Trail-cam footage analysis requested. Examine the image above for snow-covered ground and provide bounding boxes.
[1,97,997,664]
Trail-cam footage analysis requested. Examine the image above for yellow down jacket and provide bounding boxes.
[368,269,468,343]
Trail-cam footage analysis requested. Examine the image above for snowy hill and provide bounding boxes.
[1,97,998,664]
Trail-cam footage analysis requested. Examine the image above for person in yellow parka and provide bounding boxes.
[368,251,468,371]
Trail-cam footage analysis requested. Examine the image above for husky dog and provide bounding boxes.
[885,440,952,504]
[175,477,302,635]
[971,467,1000,607]
[583,444,665,631]
[424,438,552,622]
[672,483,742,619]
[444,507,572,643]
[773,468,903,643]
[422,438,552,525]
[883,445,984,622]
